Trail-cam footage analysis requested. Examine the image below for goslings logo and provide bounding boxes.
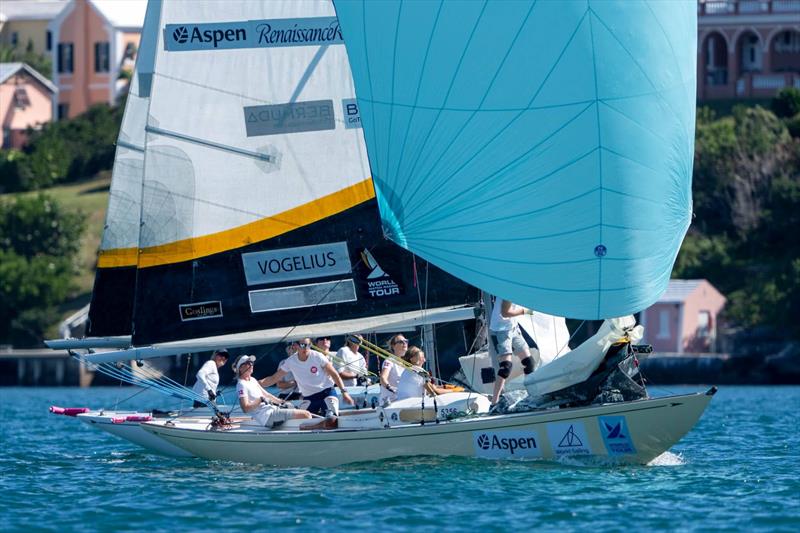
[173,26,189,44]
[472,431,541,459]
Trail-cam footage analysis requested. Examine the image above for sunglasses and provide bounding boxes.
[239,361,253,368]
[393,339,408,345]
[298,343,309,348]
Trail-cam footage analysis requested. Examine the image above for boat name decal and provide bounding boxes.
[242,242,351,286]
[598,416,637,456]
[179,300,223,322]
[164,17,343,52]
[244,100,335,137]
[472,430,542,459]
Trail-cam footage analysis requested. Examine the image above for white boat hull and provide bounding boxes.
[141,389,715,467]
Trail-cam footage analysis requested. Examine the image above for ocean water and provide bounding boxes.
[1,386,798,532]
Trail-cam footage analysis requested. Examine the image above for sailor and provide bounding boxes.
[191,348,229,408]
[333,334,368,387]
[233,355,312,427]
[395,346,454,401]
[314,335,335,357]
[260,338,355,416]
[380,334,408,404]
[489,298,541,406]
[276,342,301,401]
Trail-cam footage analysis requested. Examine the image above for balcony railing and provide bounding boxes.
[699,0,800,15]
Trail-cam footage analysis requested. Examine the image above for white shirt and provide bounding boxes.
[192,359,219,398]
[395,368,426,401]
[380,359,405,402]
[334,346,367,387]
[489,299,519,332]
[280,350,334,396]
[236,377,273,426]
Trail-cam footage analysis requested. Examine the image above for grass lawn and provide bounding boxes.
[8,172,111,337]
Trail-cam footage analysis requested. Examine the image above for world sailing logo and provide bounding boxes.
[546,422,591,457]
[361,249,401,298]
[472,431,541,458]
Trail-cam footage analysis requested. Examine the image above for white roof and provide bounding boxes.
[0,62,57,93]
[657,279,705,304]
[0,0,67,21]
[90,0,146,29]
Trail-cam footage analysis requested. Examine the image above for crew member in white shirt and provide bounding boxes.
[334,334,368,387]
[260,337,354,416]
[489,298,540,406]
[380,333,408,404]
[276,342,301,401]
[191,348,229,408]
[395,346,454,401]
[233,355,312,427]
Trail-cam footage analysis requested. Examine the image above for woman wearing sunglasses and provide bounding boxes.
[379,334,408,405]
[260,337,354,417]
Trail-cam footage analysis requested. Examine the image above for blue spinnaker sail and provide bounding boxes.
[334,0,696,319]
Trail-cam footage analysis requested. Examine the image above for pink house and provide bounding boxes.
[48,0,145,119]
[640,279,727,354]
[1,62,57,149]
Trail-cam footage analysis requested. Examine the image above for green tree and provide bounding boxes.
[0,40,52,80]
[0,195,86,345]
[771,87,800,119]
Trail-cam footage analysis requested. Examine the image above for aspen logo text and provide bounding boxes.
[473,431,542,459]
[170,25,247,48]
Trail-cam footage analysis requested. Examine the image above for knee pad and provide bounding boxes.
[497,360,513,379]
[324,396,340,417]
[522,356,534,375]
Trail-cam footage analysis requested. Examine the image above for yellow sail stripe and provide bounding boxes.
[97,247,139,268]
[97,178,376,269]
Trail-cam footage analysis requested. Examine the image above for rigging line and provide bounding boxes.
[394,0,490,203]
[145,126,272,162]
[399,0,539,208]
[402,8,591,224]
[360,96,596,112]
[405,104,596,230]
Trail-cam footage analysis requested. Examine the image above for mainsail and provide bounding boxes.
[334,0,697,319]
[86,0,162,338]
[128,0,477,347]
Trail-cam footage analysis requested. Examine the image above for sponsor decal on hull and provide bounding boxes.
[472,430,542,459]
[546,422,592,457]
[165,17,343,52]
[179,300,223,322]
[598,416,637,456]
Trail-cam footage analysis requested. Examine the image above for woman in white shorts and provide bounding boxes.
[233,355,313,428]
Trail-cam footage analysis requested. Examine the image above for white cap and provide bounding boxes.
[233,355,256,373]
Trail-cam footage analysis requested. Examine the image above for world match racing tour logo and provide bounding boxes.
[166,17,343,52]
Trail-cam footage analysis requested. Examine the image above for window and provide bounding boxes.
[657,310,671,339]
[94,42,110,73]
[697,311,711,338]
[46,31,52,51]
[57,103,69,120]
[2,128,11,149]
[57,43,74,74]
[11,32,18,47]
[13,87,31,109]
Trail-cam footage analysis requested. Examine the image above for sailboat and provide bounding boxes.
[50,0,713,466]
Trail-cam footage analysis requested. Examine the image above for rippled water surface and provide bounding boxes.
[2,386,798,531]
